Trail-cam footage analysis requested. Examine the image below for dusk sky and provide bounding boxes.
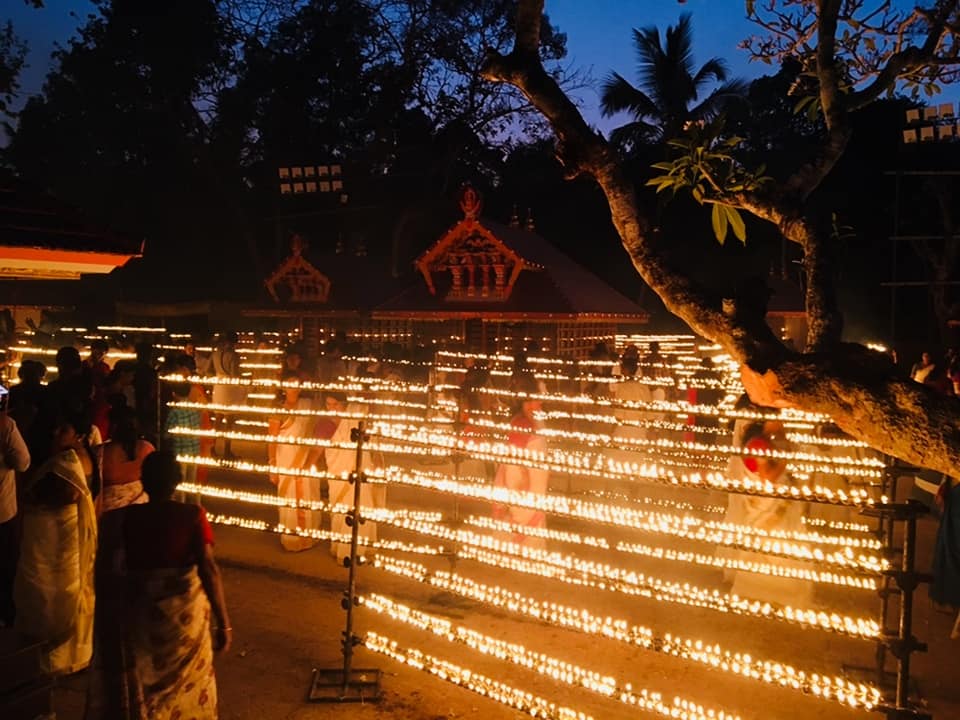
[7,1,764,133]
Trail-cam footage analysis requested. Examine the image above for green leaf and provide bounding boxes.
[711,203,728,244]
[650,161,674,171]
[726,206,747,243]
[692,185,704,204]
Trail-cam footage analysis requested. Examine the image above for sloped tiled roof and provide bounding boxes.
[0,179,143,256]
[375,219,647,320]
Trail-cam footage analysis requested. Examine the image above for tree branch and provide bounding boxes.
[514,0,544,56]
[738,194,843,350]
[482,31,784,368]
[846,0,960,110]
[742,346,960,476]
[484,0,960,479]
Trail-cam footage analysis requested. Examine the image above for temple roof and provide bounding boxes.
[376,219,648,319]
[256,185,648,322]
[0,177,143,279]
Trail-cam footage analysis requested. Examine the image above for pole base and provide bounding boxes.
[307,667,383,703]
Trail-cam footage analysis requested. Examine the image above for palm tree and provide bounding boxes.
[601,13,746,152]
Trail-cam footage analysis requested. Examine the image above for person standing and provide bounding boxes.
[210,332,244,460]
[100,406,154,515]
[272,347,322,552]
[85,451,230,719]
[133,342,159,446]
[15,414,98,675]
[911,351,936,383]
[323,392,384,564]
[722,421,813,608]
[492,374,549,549]
[0,411,30,626]
[8,359,48,461]
[931,476,960,638]
[84,339,111,389]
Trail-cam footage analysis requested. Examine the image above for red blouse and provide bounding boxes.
[122,502,214,570]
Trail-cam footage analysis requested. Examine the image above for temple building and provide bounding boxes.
[0,177,143,330]
[249,185,649,357]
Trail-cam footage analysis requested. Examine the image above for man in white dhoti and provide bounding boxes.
[210,332,244,460]
[323,393,385,564]
[273,350,322,552]
[608,347,653,492]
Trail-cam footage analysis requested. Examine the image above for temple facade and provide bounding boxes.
[249,185,649,358]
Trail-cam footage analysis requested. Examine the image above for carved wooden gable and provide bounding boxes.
[415,186,527,301]
[265,235,331,303]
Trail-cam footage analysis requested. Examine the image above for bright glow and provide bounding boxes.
[370,557,880,709]
[365,632,593,720]
[363,594,747,719]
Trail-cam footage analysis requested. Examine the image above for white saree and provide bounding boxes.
[14,449,97,675]
[275,397,322,551]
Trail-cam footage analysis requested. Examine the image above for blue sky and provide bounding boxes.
[7,0,765,132]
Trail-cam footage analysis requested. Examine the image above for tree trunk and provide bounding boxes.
[481,0,960,479]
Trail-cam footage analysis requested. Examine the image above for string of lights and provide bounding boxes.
[167,400,446,426]
[368,557,881,710]
[363,632,593,720]
[371,426,883,507]
[454,544,881,640]
[170,422,881,508]
[175,450,881,563]
[204,512,446,555]
[362,594,747,720]
[395,466,883,552]
[452,415,883,474]
[381,512,884,590]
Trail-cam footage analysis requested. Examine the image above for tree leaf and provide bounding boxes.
[692,185,704,204]
[711,203,728,244]
[726,205,747,243]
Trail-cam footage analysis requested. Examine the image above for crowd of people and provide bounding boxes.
[0,337,231,718]
[4,326,960,719]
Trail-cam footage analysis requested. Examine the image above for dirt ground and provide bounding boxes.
[38,447,960,720]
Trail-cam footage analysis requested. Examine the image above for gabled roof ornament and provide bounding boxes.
[459,184,482,220]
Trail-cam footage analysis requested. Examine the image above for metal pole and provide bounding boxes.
[896,510,918,709]
[341,419,366,692]
[876,472,899,681]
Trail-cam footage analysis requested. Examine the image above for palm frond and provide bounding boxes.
[600,72,659,119]
[692,58,729,92]
[665,13,696,79]
[687,78,749,123]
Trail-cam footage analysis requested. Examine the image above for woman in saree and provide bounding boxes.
[99,405,153,515]
[85,450,231,720]
[14,414,98,675]
[272,346,322,552]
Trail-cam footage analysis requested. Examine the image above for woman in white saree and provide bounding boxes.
[14,416,98,676]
